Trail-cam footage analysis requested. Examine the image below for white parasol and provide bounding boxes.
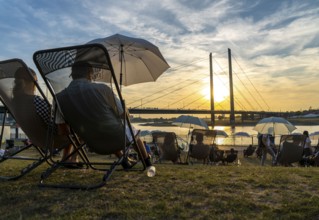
[87,34,170,88]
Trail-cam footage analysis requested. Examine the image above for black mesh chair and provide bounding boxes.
[223,149,238,164]
[276,134,305,166]
[187,129,217,164]
[243,145,256,157]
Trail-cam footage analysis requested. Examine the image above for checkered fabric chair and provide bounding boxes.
[0,59,69,180]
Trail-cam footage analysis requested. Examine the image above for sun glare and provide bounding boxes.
[201,83,229,103]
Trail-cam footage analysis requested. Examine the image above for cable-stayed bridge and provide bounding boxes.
[126,49,288,126]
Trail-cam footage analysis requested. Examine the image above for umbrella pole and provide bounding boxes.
[120,44,124,90]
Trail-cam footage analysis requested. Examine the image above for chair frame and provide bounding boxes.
[0,59,54,180]
[33,43,146,189]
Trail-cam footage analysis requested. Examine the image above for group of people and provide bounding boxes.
[257,129,319,166]
[12,62,153,171]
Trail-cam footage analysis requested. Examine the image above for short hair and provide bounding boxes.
[70,62,93,79]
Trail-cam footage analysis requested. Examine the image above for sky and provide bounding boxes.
[1,0,319,113]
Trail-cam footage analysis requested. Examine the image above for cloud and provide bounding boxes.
[0,0,319,111]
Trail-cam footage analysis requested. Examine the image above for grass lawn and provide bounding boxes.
[1,152,319,220]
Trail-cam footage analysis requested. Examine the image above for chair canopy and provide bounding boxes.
[0,59,53,148]
[152,131,180,163]
[33,44,127,155]
[276,134,306,165]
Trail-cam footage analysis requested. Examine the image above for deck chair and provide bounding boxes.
[0,59,69,180]
[187,129,217,164]
[33,43,146,189]
[209,144,224,164]
[151,131,182,163]
[243,145,256,157]
[275,134,306,166]
[223,148,238,164]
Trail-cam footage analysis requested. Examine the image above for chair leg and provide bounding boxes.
[0,144,47,181]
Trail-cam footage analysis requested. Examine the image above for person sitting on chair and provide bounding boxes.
[12,67,75,163]
[192,132,210,164]
[161,132,179,163]
[56,62,153,170]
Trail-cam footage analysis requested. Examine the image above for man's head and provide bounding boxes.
[70,62,93,80]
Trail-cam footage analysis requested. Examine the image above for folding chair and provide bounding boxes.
[187,129,217,164]
[0,59,64,180]
[151,131,183,163]
[209,144,224,164]
[223,149,238,164]
[276,134,306,166]
[243,145,256,157]
[33,43,147,189]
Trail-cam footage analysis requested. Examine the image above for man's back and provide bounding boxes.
[57,79,125,155]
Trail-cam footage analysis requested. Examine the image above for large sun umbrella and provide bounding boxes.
[233,131,251,146]
[253,116,296,135]
[233,132,250,137]
[214,130,228,138]
[173,115,208,129]
[87,34,170,87]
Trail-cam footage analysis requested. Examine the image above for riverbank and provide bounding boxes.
[137,117,319,127]
[138,118,319,127]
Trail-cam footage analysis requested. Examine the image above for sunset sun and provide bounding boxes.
[201,83,229,103]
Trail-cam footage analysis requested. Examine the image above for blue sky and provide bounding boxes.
[1,0,319,112]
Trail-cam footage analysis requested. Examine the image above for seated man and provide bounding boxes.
[56,62,152,170]
[190,133,210,163]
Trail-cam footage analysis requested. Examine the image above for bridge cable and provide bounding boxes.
[232,70,262,110]
[212,56,256,111]
[232,54,270,110]
[130,75,208,108]
[231,58,265,110]
[212,58,248,110]
[127,57,208,106]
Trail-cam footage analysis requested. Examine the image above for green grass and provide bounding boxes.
[1,153,319,220]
